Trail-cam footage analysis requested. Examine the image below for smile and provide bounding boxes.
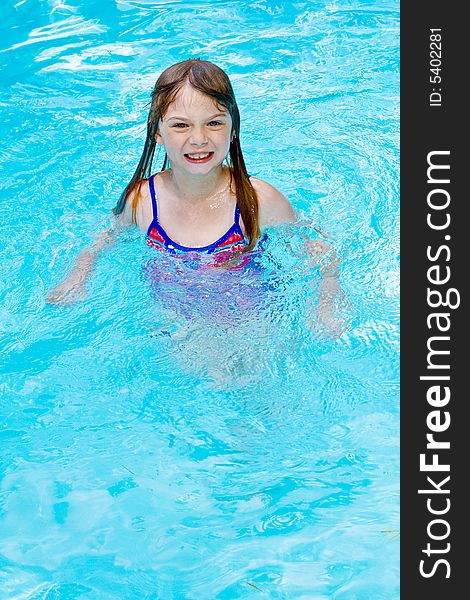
[184,152,214,163]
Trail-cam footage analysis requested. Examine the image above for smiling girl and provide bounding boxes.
[46,59,297,304]
[46,59,343,338]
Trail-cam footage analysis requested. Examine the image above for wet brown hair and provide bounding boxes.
[113,58,260,251]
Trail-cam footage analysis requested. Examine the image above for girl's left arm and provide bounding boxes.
[252,177,347,339]
[303,235,348,339]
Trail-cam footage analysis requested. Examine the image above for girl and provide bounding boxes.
[46,59,343,340]
[46,58,297,305]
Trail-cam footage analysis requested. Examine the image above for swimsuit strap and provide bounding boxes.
[149,174,158,221]
[234,202,240,226]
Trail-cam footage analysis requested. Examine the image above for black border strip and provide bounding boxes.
[401,1,465,596]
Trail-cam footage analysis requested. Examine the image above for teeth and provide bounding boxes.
[187,153,211,159]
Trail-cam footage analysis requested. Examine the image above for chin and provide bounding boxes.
[186,159,224,172]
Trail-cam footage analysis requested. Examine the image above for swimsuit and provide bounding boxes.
[146,174,247,260]
[141,173,268,321]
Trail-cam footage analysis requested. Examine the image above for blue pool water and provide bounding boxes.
[0,1,399,598]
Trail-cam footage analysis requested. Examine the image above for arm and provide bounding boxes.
[250,177,347,337]
[46,197,135,306]
[303,234,348,340]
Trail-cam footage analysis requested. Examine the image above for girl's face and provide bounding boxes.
[156,84,233,175]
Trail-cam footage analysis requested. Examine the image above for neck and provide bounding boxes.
[168,165,230,204]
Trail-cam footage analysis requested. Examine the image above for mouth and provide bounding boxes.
[184,152,214,164]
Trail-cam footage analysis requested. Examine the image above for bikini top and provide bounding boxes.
[146,174,247,256]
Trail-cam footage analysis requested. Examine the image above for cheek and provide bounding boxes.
[216,131,231,148]
[163,131,184,149]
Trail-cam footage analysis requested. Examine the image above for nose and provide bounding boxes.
[189,127,208,147]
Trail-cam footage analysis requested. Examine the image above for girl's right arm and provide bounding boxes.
[45,192,135,306]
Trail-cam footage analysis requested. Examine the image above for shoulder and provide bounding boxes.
[113,179,153,231]
[249,176,297,228]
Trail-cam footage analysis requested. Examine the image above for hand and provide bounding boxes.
[307,291,350,341]
[45,276,87,306]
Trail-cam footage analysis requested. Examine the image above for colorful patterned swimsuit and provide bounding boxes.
[146,174,247,263]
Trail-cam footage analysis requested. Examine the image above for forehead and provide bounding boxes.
[164,84,227,119]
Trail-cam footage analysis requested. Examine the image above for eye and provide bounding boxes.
[172,122,188,128]
[207,120,223,127]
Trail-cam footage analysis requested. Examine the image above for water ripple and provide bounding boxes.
[0,0,399,597]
